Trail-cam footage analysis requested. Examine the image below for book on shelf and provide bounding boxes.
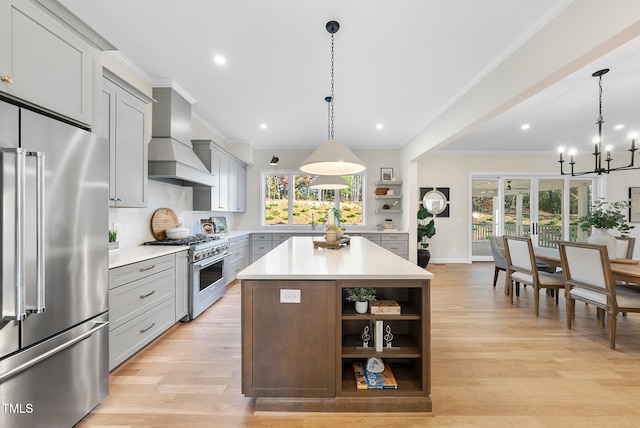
[353,361,398,389]
[375,320,383,352]
[370,300,401,315]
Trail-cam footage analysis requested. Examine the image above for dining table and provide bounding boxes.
[534,246,640,284]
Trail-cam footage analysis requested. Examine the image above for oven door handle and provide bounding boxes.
[193,252,231,270]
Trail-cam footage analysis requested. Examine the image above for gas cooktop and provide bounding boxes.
[144,235,221,246]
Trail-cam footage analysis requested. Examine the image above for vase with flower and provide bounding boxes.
[579,199,634,259]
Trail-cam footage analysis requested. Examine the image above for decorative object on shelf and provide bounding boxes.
[630,187,640,222]
[345,287,376,314]
[558,68,640,176]
[310,174,348,189]
[381,168,394,181]
[300,21,366,176]
[419,187,450,217]
[366,357,385,373]
[384,325,394,348]
[579,198,634,259]
[384,218,394,229]
[375,187,389,195]
[361,325,371,348]
[353,361,398,389]
[370,300,401,315]
[269,155,279,166]
[417,205,436,268]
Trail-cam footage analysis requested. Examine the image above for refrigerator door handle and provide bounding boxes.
[26,151,46,314]
[1,148,26,321]
[0,321,108,382]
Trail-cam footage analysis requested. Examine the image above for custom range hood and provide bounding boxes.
[148,87,216,187]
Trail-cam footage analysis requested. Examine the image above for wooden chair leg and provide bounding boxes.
[609,313,617,350]
[555,289,559,305]
[566,298,575,329]
[534,287,540,317]
[493,267,500,288]
[597,308,605,328]
[515,282,520,297]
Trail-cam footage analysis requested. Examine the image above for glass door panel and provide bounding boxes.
[537,179,563,248]
[471,178,498,258]
[569,179,593,242]
[504,178,531,238]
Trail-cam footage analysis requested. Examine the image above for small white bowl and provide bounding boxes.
[165,227,189,239]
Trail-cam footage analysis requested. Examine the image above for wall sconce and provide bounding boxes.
[270,155,279,166]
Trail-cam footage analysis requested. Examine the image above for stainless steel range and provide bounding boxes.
[145,235,230,320]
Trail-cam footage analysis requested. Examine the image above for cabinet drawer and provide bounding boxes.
[109,268,175,331]
[109,298,175,370]
[252,234,272,242]
[227,245,248,264]
[109,254,175,289]
[361,234,381,243]
[252,241,272,255]
[226,258,245,284]
[272,233,292,242]
[381,233,408,242]
[381,241,408,255]
[228,235,250,247]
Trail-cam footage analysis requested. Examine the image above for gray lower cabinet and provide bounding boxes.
[0,0,94,125]
[380,233,409,259]
[250,234,272,264]
[100,70,152,207]
[108,253,179,370]
[174,250,189,321]
[225,235,250,284]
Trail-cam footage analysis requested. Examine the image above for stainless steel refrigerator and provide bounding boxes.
[0,99,109,427]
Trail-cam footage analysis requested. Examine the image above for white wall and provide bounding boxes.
[417,151,640,263]
[234,148,403,231]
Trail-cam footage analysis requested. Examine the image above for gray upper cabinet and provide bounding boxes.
[0,0,94,125]
[192,140,247,212]
[100,71,152,207]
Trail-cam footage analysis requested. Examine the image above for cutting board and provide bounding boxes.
[150,208,180,240]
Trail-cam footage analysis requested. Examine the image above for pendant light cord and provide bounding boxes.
[330,31,335,140]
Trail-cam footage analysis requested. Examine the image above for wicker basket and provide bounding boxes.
[375,188,389,195]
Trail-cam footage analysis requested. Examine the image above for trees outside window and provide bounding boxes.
[263,171,364,226]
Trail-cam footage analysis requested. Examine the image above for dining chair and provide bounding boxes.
[503,236,565,315]
[615,236,636,259]
[489,236,507,288]
[558,241,640,349]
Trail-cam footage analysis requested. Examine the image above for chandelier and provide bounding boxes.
[300,20,366,176]
[559,68,639,176]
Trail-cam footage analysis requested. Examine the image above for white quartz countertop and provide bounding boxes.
[237,236,433,280]
[109,246,187,269]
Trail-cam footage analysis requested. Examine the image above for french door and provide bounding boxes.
[472,176,597,261]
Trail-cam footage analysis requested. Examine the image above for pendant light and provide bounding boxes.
[300,20,366,176]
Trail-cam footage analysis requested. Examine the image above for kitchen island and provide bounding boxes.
[237,236,433,413]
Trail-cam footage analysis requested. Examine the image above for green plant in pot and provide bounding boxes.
[417,206,436,268]
[578,198,634,259]
[345,287,376,314]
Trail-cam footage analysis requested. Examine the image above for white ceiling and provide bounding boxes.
[58,0,640,154]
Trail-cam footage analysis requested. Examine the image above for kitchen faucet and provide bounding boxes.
[311,212,316,230]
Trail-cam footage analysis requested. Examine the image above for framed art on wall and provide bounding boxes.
[630,187,640,222]
[380,168,394,181]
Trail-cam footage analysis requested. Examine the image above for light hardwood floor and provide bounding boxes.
[76,262,640,427]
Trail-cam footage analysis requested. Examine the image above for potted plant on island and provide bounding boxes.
[417,206,436,268]
[345,287,376,314]
[579,198,633,259]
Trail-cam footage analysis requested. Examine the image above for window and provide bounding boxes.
[263,171,365,226]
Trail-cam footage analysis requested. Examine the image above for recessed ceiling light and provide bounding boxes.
[213,55,226,66]
[376,123,384,130]
[259,123,267,130]
[614,124,625,130]
[520,123,530,130]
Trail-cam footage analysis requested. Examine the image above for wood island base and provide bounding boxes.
[254,396,433,413]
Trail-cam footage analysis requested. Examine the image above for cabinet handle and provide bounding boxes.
[139,264,156,272]
[1,75,13,83]
[139,290,156,299]
[139,322,156,334]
